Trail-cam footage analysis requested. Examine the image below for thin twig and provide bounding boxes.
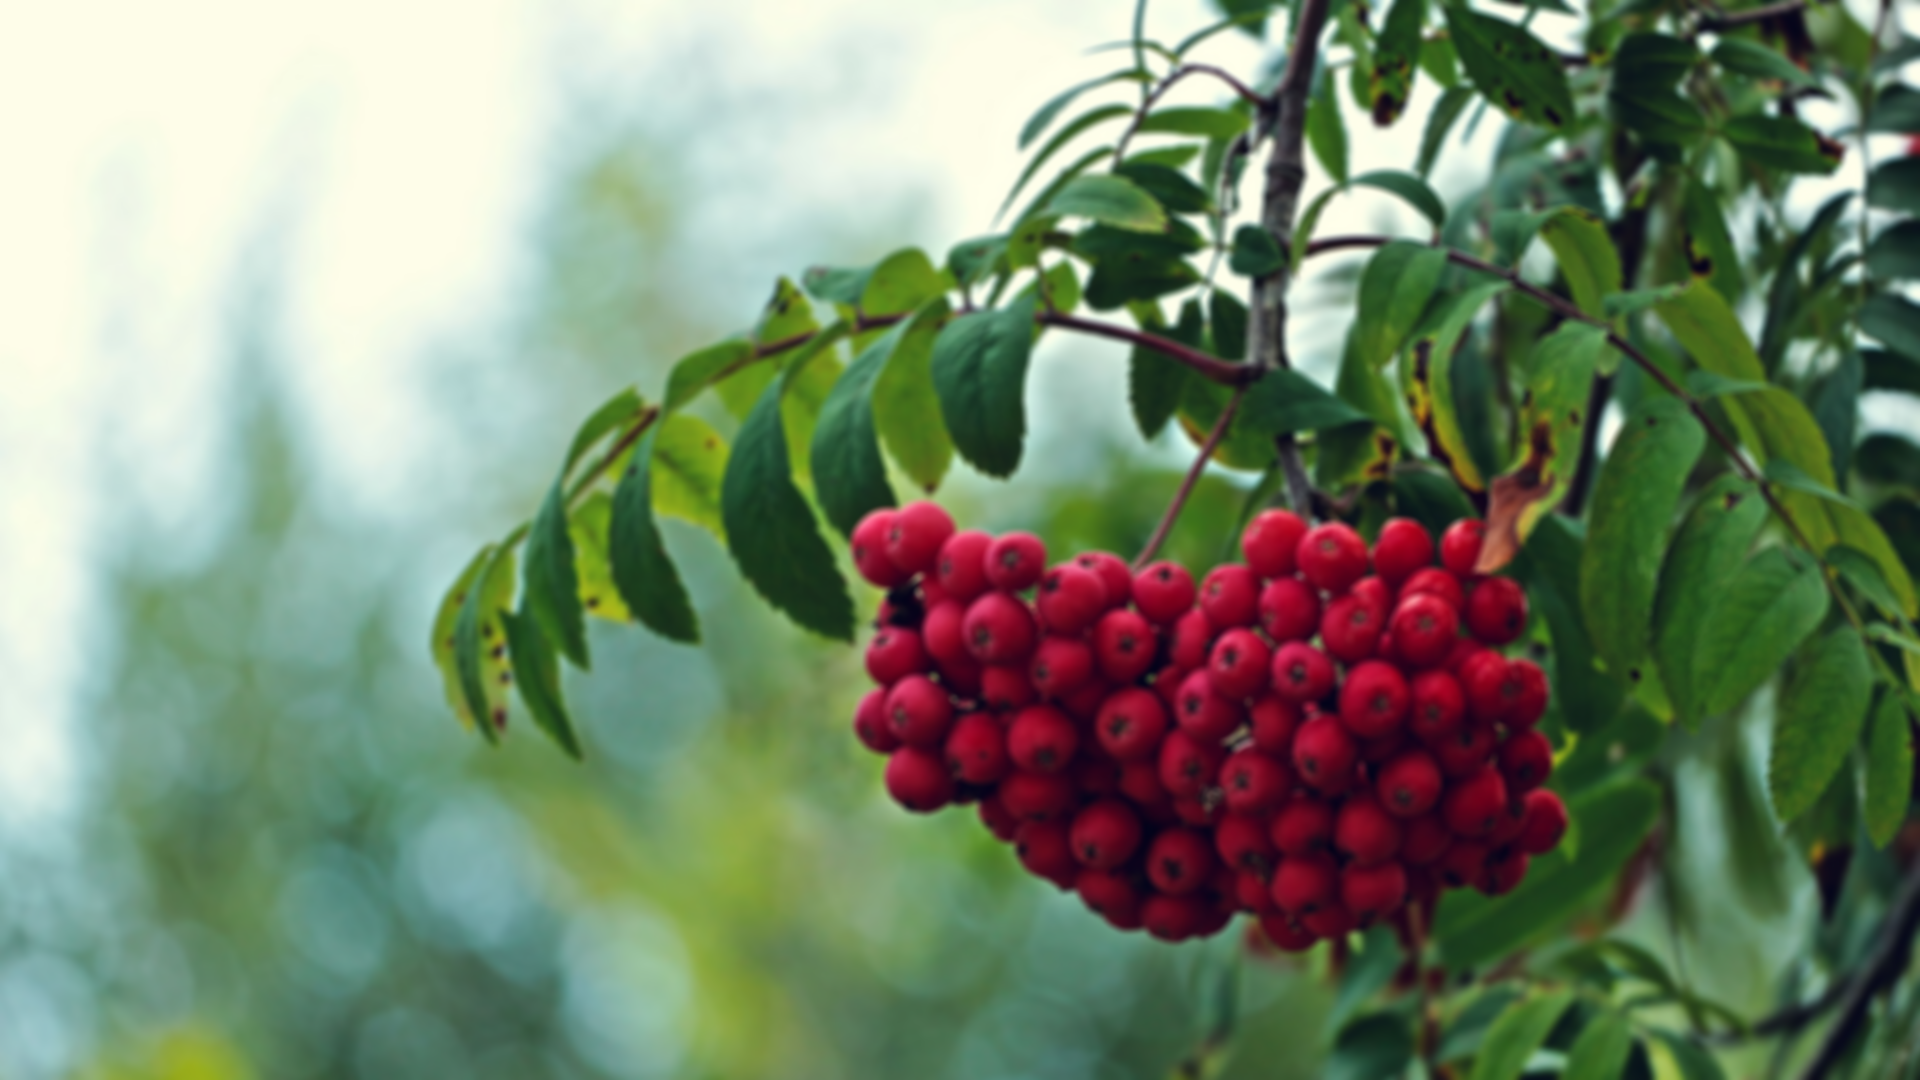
[1795,858,1920,1078]
[1134,387,1247,569]
[1039,311,1257,386]
[1114,63,1266,162]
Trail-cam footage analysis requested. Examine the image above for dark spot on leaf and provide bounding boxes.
[1544,107,1565,127]
[1723,491,1744,509]
[1569,409,1581,426]
[1816,134,1846,163]
[1521,390,1534,409]
[1628,667,1642,682]
[1646,416,1659,427]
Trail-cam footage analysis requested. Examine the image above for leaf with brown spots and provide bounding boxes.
[1444,3,1574,131]
[1479,323,1606,573]
[1369,0,1426,126]
[1400,280,1507,493]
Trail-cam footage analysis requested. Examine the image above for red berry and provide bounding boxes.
[884,674,955,747]
[1376,749,1444,818]
[1007,705,1080,774]
[978,791,1019,841]
[1200,564,1260,629]
[1219,749,1292,816]
[1443,767,1510,838]
[1338,660,1410,739]
[1499,728,1554,792]
[1215,813,1277,875]
[1258,576,1322,643]
[921,600,969,669]
[935,530,993,602]
[1070,798,1144,869]
[1519,789,1568,855]
[1259,913,1319,951]
[1482,848,1529,896]
[1077,868,1143,927]
[1208,628,1273,701]
[979,664,1036,712]
[1440,519,1485,577]
[1292,715,1358,794]
[1243,509,1310,578]
[1171,794,1221,828]
[1297,523,1370,594]
[1093,608,1158,684]
[1132,561,1197,624]
[1029,636,1095,699]
[1372,518,1435,586]
[1487,794,1529,847]
[1464,576,1529,646]
[985,532,1047,592]
[1271,853,1337,914]
[852,509,910,588]
[1237,871,1280,915]
[853,688,900,753]
[1118,759,1171,809]
[1073,551,1133,609]
[1095,687,1170,761]
[1359,730,1408,765]
[1071,754,1120,795]
[865,626,929,685]
[1400,812,1453,866]
[1341,861,1409,925]
[1350,581,1392,633]
[1158,729,1225,798]
[1401,567,1465,612]
[886,501,955,575]
[1015,819,1079,888]
[1175,670,1245,742]
[962,592,1037,664]
[1142,894,1207,941]
[1147,828,1217,895]
[1320,594,1383,664]
[945,712,1009,784]
[1506,659,1549,728]
[1271,797,1335,856]
[1301,903,1355,940]
[1249,696,1301,756]
[1390,594,1460,670]
[1335,795,1404,867]
[1439,840,1490,888]
[1058,675,1112,723]
[885,746,954,812]
[1429,721,1497,779]
[1000,770,1077,820]
[1036,563,1107,635]
[1271,642,1335,703]
[1460,651,1514,724]
[1408,670,1466,743]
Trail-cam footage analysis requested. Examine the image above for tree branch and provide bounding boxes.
[1134,387,1247,569]
[1038,311,1257,386]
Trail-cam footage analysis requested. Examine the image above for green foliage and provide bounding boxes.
[1691,548,1830,719]
[1445,4,1573,130]
[1653,477,1769,725]
[1769,628,1872,822]
[612,425,701,643]
[1468,989,1573,1080]
[930,295,1038,478]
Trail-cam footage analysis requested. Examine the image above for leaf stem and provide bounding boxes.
[1112,63,1266,162]
[1133,386,1246,569]
[1037,311,1256,386]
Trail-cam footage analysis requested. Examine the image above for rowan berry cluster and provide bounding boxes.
[848,500,1569,948]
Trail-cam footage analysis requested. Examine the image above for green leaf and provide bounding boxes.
[1539,207,1621,324]
[930,296,1038,477]
[1859,433,1920,489]
[1711,38,1819,88]
[501,608,583,760]
[1867,221,1920,282]
[434,547,497,734]
[1436,780,1659,968]
[569,493,630,622]
[1868,84,1920,134]
[1352,170,1447,230]
[1114,161,1211,215]
[1446,3,1576,129]
[1209,289,1248,362]
[1018,68,1146,149]
[610,426,700,643]
[871,301,955,492]
[1613,31,1700,85]
[1229,224,1286,278]
[1653,477,1768,725]
[1138,106,1250,139]
[1759,193,1853,372]
[1326,1014,1415,1080]
[452,544,516,741]
[1394,467,1479,536]
[1238,368,1371,437]
[1512,515,1628,735]
[1469,989,1575,1080]
[811,324,903,538]
[562,387,645,479]
[1681,176,1742,301]
[1289,186,1341,269]
[524,480,589,669]
[1562,1010,1635,1080]
[1864,292,1920,360]
[649,412,729,538]
[1402,280,1509,492]
[1438,987,1524,1063]
[753,276,820,349]
[1651,1033,1728,1080]
[857,248,945,317]
[1723,114,1845,174]
[1044,174,1167,233]
[1865,348,1920,394]
[1580,396,1705,680]
[1014,146,1116,228]
[1692,547,1830,718]
[1327,926,1404,1035]
[720,377,856,640]
[1307,64,1350,184]
[1369,0,1426,125]
[1417,86,1474,179]
[1608,35,1706,155]
[1485,323,1605,568]
[1869,158,1920,215]
[1354,242,1448,370]
[1000,104,1135,219]
[1866,691,1915,848]
[1770,628,1873,822]
[1130,301,1200,439]
[947,234,1008,289]
[663,339,755,414]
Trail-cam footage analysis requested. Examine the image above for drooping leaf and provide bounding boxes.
[1352,170,1447,230]
[501,608,583,760]
[562,387,646,480]
[1417,86,1475,179]
[434,547,497,734]
[930,295,1039,477]
[1723,114,1845,174]
[1759,194,1852,373]
[871,301,956,492]
[1769,628,1872,823]
[1354,242,1449,370]
[1866,221,1920,282]
[1608,33,1706,155]
[1651,1032,1729,1080]
[569,493,630,622]
[1307,63,1350,184]
[649,412,729,538]
[1867,84,1920,134]
[1711,37,1821,88]
[1238,367,1371,438]
[1209,289,1248,362]
[780,334,848,490]
[1445,3,1576,130]
[1865,691,1915,848]
[1511,516,1628,734]
[1438,987,1525,1063]
[663,339,755,414]
[1481,323,1605,570]
[1326,1014,1415,1080]
[1014,146,1117,225]
[1864,292,1920,360]
[452,544,516,741]
[1369,0,1427,125]
[1692,547,1830,718]
[720,378,856,640]
[1539,207,1621,324]
[811,323,904,538]
[1044,173,1168,233]
[1229,224,1286,278]
[1869,158,1920,215]
[1018,68,1147,149]
[610,425,700,644]
[1128,300,1198,439]
[1402,280,1509,492]
[1652,477,1768,725]
[1681,176,1742,301]
[1469,989,1575,1080]
[524,480,589,669]
[1084,255,1203,309]
[1562,1010,1635,1080]
[1812,350,1863,481]
[1138,106,1251,139]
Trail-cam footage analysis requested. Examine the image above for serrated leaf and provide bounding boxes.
[1417,86,1474,179]
[1563,1010,1634,1080]
[1129,300,1198,439]
[502,608,583,759]
[1870,158,1920,215]
[1352,170,1447,230]
[1724,114,1845,174]
[1693,547,1830,718]
[1580,396,1705,680]
[1229,224,1285,278]
[1238,367,1371,437]
[1370,0,1426,125]
[1402,281,1509,492]
[1711,37,1819,88]
[562,387,645,479]
[1653,477,1768,725]
[1512,515,1628,734]
[1770,628,1871,822]
[1469,989,1574,1080]
[1866,691,1914,847]
[453,544,516,741]
[1138,106,1250,139]
[1539,207,1621,324]
[930,296,1038,477]
[720,378,855,640]
[1446,4,1575,129]
[569,493,630,622]
[1482,323,1605,570]
[1307,65,1349,184]
[871,301,955,492]
[1867,84,1920,134]
[434,547,494,731]
[1001,103,1135,220]
[1866,221,1920,282]
[611,425,700,643]
[1015,146,1116,228]
[859,248,945,318]
[663,339,756,414]
[811,323,902,538]
[649,412,728,539]
[1018,68,1145,149]
[1044,174,1167,233]
[524,481,589,669]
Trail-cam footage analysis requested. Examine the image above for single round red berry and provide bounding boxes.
[1036,563,1107,635]
[1372,518,1435,586]
[1270,853,1337,914]
[1443,767,1510,838]
[1243,510,1310,579]
[1249,696,1301,756]
[921,600,969,670]
[1341,861,1409,925]
[945,712,1009,784]
[885,501,955,575]
[1440,519,1486,577]
[1072,551,1133,609]
[1408,669,1466,742]
[1339,660,1410,739]
[1016,818,1079,888]
[1335,795,1404,867]
[1271,642,1335,703]
[853,688,900,754]
[884,674,955,747]
[980,664,1036,712]
[1320,593,1383,664]
[1175,669,1245,742]
[935,530,993,602]
[1482,848,1529,896]
[962,592,1037,664]
[1297,522,1370,594]
[1390,594,1460,670]
[1499,727,1553,792]
[999,770,1077,820]
[1237,870,1280,915]
[1219,749,1292,816]
[1076,868,1143,928]
[1118,758,1170,808]
[1460,651,1514,724]
[1215,813,1277,875]
[1258,576,1322,643]
[1200,563,1260,629]
[1147,828,1218,895]
[1464,576,1529,645]
[1401,567,1465,612]
[1095,687,1170,761]
[1008,705,1080,774]
[885,746,954,812]
[865,626,929,685]
[1259,913,1319,951]
[1171,794,1221,828]
[978,791,1019,841]
[1070,798,1144,869]
[1170,609,1215,670]
[1057,675,1112,724]
[1506,659,1549,728]
[1487,794,1529,847]
[1400,812,1453,866]
[1093,608,1158,684]
[1157,728,1225,799]
[1429,721,1497,779]
[1207,628,1273,702]
[1439,840,1491,888]
[1132,561,1197,624]
[1375,749,1443,818]
[1351,575,1393,620]
[852,509,910,588]
[1291,714,1358,794]
[985,532,1047,592]
[1142,893,1206,941]
[1519,789,1568,855]
[1029,636,1095,699]
[1271,797,1334,856]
